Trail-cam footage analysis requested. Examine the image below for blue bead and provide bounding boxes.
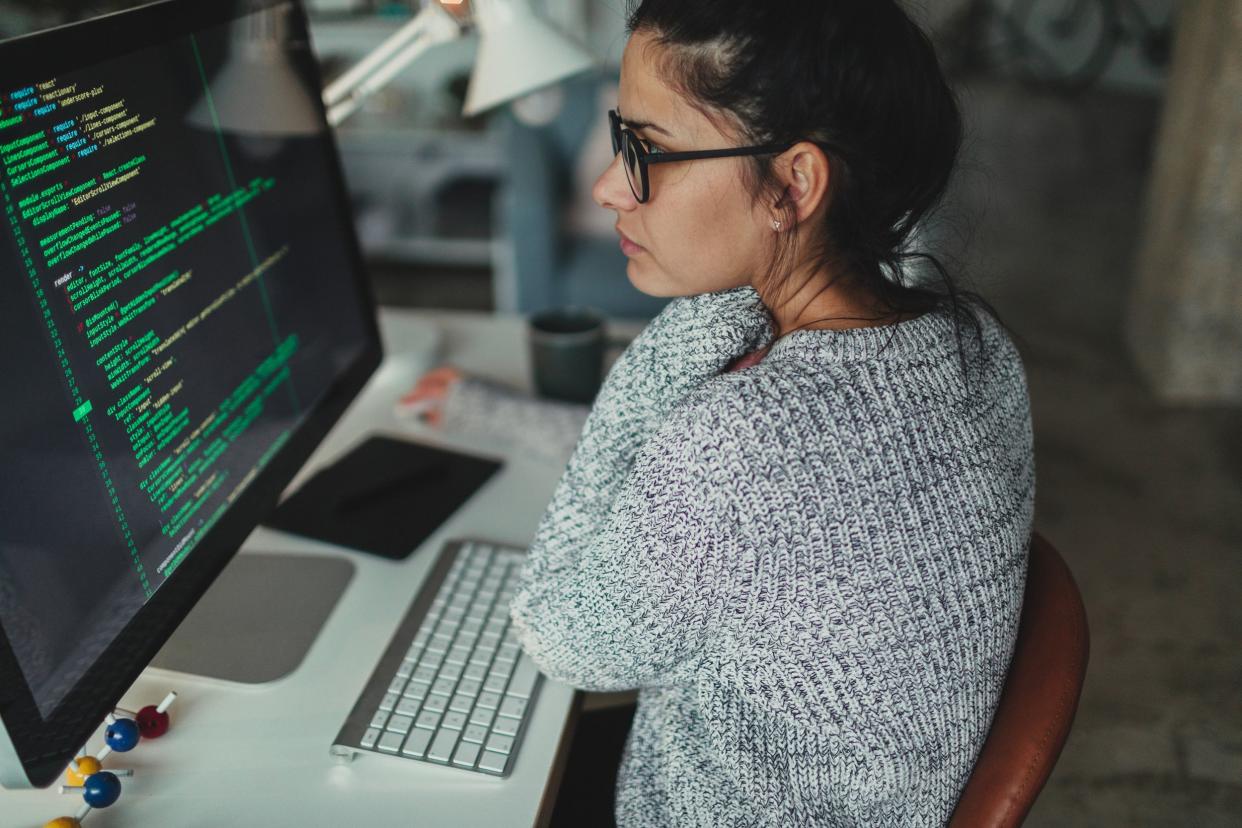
[105,718,140,752]
[83,771,121,807]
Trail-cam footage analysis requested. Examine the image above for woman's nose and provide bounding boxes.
[593,153,637,212]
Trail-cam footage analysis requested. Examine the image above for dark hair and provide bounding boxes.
[624,0,1021,383]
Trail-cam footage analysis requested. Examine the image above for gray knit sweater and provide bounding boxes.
[439,286,1035,826]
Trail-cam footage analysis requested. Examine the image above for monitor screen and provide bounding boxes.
[0,0,381,787]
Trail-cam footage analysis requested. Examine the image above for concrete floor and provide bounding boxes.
[370,77,1242,826]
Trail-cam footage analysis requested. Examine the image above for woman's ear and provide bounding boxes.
[774,141,831,224]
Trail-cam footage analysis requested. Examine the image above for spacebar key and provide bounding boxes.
[506,654,540,700]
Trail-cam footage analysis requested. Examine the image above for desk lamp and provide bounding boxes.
[192,0,595,132]
[322,0,597,126]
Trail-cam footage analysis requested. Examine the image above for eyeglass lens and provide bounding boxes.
[610,112,647,203]
[622,138,644,202]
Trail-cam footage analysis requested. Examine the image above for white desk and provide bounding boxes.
[3,307,645,828]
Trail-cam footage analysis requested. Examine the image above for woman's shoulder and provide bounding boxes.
[640,365,844,466]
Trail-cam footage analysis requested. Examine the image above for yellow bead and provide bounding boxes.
[64,755,100,786]
[44,819,81,828]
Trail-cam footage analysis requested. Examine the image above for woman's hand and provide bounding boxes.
[398,365,463,427]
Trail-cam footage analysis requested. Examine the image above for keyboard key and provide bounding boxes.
[498,696,527,719]
[456,679,482,697]
[360,727,381,749]
[492,717,519,737]
[453,741,481,768]
[395,698,421,717]
[378,693,398,712]
[439,662,463,682]
[441,711,467,731]
[378,731,404,753]
[463,664,487,681]
[477,750,508,775]
[395,659,414,679]
[489,660,514,680]
[423,695,448,714]
[484,618,507,635]
[506,656,540,700]
[449,694,474,713]
[431,677,457,697]
[385,714,414,735]
[370,711,389,729]
[462,724,489,744]
[476,691,502,710]
[469,707,495,728]
[483,674,508,693]
[446,645,472,665]
[402,682,428,701]
[402,728,432,758]
[411,665,437,684]
[415,711,440,730]
[427,729,459,763]
[485,734,514,755]
[388,676,407,695]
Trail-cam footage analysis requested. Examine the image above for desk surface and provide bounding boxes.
[4,307,645,828]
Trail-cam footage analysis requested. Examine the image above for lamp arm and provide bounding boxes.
[322,3,464,127]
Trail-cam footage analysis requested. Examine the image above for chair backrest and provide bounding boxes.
[949,532,1090,827]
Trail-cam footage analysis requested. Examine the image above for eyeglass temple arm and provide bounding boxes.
[643,144,794,164]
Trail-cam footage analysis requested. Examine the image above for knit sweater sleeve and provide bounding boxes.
[436,376,590,466]
[508,286,776,690]
[509,400,736,690]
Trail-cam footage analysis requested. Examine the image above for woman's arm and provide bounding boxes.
[508,286,775,690]
[508,391,741,691]
[436,376,591,466]
[405,286,774,468]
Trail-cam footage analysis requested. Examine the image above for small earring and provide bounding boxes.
[771,219,782,231]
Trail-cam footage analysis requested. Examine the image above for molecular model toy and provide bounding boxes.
[43,691,177,828]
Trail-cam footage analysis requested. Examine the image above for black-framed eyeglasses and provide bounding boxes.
[608,109,794,204]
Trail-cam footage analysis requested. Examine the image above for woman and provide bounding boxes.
[406,1,1034,825]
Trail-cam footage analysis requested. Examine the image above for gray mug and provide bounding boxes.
[527,306,607,404]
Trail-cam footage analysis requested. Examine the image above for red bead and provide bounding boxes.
[136,706,170,738]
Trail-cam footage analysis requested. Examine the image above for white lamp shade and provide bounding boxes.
[462,0,596,117]
[189,43,323,136]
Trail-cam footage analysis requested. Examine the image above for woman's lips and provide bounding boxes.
[618,229,645,256]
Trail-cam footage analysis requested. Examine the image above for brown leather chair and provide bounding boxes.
[949,532,1090,827]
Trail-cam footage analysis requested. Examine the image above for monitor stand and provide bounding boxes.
[149,552,354,684]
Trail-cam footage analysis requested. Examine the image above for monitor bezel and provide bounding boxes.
[0,0,383,788]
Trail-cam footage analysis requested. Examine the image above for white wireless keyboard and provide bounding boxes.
[330,539,543,776]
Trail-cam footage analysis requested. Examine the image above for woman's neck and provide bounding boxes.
[756,265,903,338]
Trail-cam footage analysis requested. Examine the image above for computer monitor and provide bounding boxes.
[0,0,382,788]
